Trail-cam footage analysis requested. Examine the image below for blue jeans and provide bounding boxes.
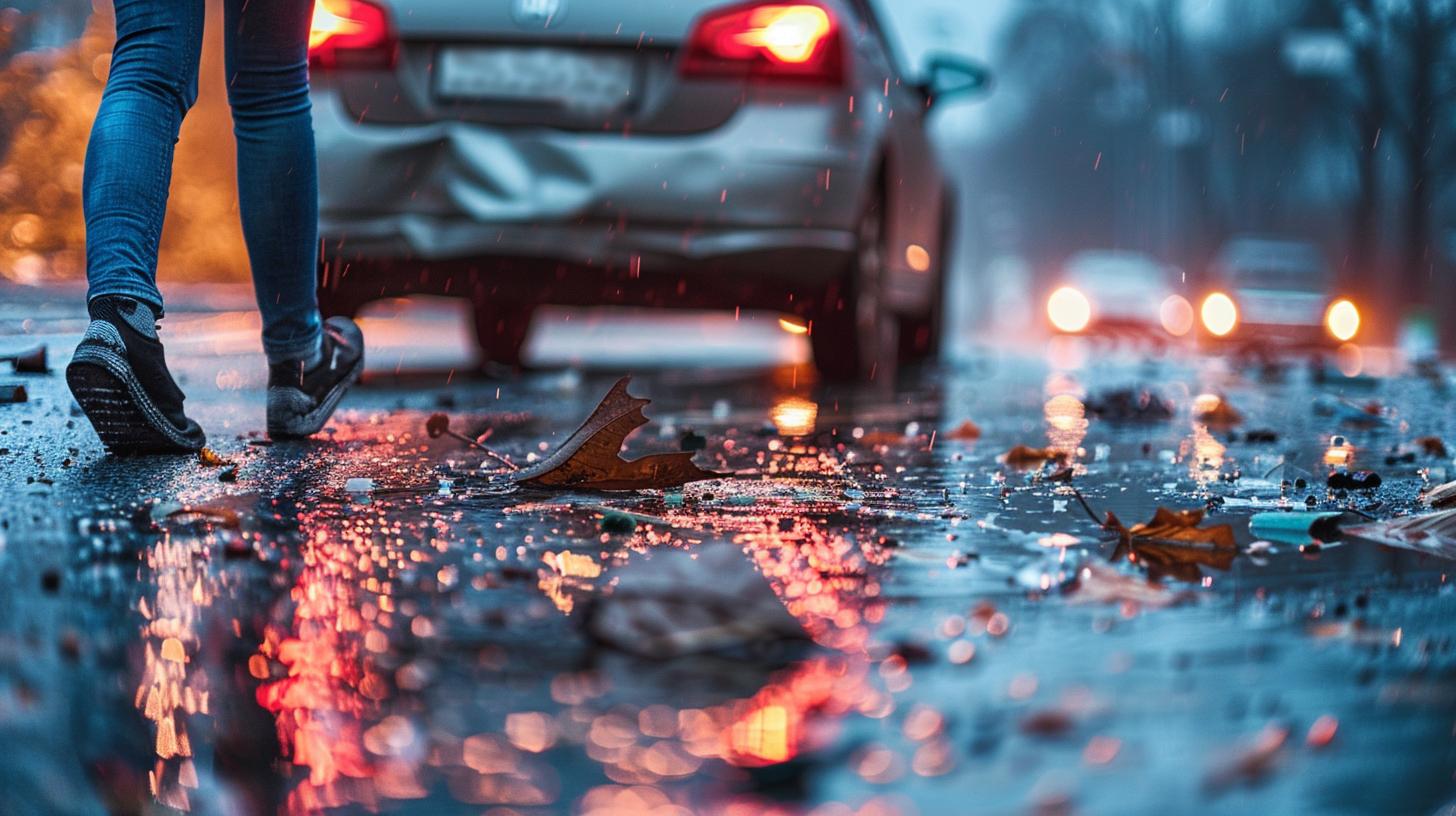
[84,0,321,364]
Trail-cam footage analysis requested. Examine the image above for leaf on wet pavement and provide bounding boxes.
[1107,507,1237,552]
[1085,388,1175,422]
[945,420,982,440]
[1001,445,1068,468]
[1416,436,1448,458]
[1345,509,1456,560]
[198,447,229,467]
[1192,394,1243,427]
[513,377,721,491]
[1203,724,1290,792]
[1106,508,1238,581]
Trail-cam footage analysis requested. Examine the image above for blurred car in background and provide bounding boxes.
[307,0,990,380]
[1044,250,1194,339]
[1198,237,1362,350]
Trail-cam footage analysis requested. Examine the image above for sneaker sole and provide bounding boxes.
[66,343,205,455]
[266,353,365,439]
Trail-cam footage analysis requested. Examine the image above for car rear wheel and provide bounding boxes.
[811,189,899,383]
[899,192,954,363]
[473,301,535,369]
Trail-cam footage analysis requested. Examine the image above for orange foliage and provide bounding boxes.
[0,2,249,285]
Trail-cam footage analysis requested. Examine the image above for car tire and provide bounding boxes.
[473,301,535,369]
[811,187,899,384]
[899,191,954,363]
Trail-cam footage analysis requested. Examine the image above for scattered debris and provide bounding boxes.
[1192,394,1242,427]
[583,544,808,659]
[945,420,982,441]
[1244,429,1279,444]
[0,345,46,373]
[1203,724,1289,792]
[198,448,228,467]
[1084,388,1175,422]
[345,477,375,494]
[1416,436,1448,459]
[425,412,517,470]
[1424,480,1456,508]
[514,377,722,491]
[1249,511,1349,544]
[1327,470,1382,491]
[1002,445,1069,469]
[0,382,28,403]
[601,510,637,534]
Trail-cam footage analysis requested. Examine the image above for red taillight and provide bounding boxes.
[681,2,844,84]
[309,0,394,69]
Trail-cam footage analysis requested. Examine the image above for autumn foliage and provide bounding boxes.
[0,2,249,285]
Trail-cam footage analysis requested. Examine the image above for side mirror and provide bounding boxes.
[921,54,992,106]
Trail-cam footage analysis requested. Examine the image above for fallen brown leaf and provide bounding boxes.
[1416,436,1448,459]
[945,420,982,441]
[198,448,229,467]
[1193,395,1243,427]
[1002,445,1069,468]
[513,377,720,491]
[1203,724,1289,792]
[1106,508,1238,582]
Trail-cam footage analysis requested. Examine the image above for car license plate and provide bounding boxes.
[436,46,636,113]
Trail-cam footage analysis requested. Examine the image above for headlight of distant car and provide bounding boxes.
[1047,286,1092,333]
[1325,299,1360,342]
[1200,292,1238,337]
[1159,295,1194,336]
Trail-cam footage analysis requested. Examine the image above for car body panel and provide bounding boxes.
[312,0,951,318]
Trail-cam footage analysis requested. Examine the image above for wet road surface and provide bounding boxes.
[2,287,1455,815]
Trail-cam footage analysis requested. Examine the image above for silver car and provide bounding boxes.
[306,0,989,379]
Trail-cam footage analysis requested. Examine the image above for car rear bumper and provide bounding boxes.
[311,87,868,269]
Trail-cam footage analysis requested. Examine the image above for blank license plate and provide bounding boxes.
[436,46,636,113]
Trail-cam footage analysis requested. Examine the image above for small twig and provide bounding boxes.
[441,428,518,470]
[1068,487,1107,527]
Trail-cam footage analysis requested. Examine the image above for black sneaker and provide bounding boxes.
[66,296,206,455]
[266,316,364,439]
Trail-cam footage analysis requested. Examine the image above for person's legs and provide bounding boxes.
[225,0,366,439]
[223,0,322,365]
[83,0,205,311]
[69,0,208,454]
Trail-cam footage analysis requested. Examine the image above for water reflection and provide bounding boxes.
[253,512,406,812]
[135,520,220,811]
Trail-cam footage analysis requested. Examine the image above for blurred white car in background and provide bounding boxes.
[1044,250,1193,339]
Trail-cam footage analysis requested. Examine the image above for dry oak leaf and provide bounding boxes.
[513,377,720,491]
[1001,445,1069,468]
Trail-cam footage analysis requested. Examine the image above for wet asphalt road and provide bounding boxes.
[2,287,1456,816]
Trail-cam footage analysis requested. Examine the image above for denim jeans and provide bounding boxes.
[84,0,321,364]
